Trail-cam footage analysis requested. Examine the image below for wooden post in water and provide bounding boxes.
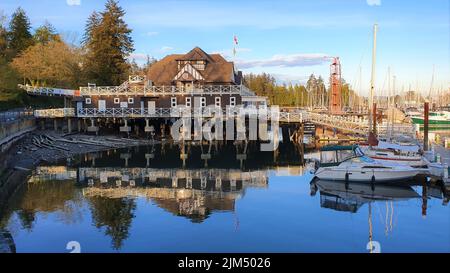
[424,101,429,151]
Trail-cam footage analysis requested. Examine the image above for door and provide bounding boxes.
[98,100,106,112]
[76,102,83,115]
[148,101,156,115]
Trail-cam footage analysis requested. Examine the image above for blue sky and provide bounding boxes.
[0,0,448,96]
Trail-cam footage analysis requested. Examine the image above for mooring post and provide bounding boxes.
[67,118,72,133]
[424,101,429,151]
[53,119,58,132]
[422,180,427,217]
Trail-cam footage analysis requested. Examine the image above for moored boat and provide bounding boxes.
[313,145,424,183]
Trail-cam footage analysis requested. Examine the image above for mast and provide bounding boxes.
[387,67,392,140]
[428,65,435,106]
[368,24,378,134]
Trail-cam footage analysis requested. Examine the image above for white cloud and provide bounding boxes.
[146,31,159,36]
[66,0,81,6]
[128,53,148,61]
[235,53,332,69]
[366,0,381,6]
[159,46,173,53]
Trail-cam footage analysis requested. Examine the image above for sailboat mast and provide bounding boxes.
[368,24,378,133]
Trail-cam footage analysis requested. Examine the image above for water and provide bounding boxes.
[0,142,449,253]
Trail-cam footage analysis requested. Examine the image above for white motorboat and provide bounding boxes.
[313,145,424,183]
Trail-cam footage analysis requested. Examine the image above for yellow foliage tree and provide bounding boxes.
[11,40,83,88]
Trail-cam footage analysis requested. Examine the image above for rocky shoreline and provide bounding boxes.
[0,131,160,211]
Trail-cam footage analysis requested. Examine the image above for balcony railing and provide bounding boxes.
[34,108,75,118]
[78,84,255,96]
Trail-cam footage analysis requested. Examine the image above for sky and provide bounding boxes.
[0,0,448,97]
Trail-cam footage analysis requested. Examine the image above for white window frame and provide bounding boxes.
[85,97,91,104]
[200,97,206,108]
[128,97,134,104]
[185,97,191,107]
[215,97,221,107]
[114,98,120,104]
[171,97,177,108]
[230,97,236,107]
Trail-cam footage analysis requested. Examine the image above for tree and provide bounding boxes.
[11,40,83,88]
[83,0,134,85]
[0,11,8,57]
[8,7,33,56]
[33,21,60,44]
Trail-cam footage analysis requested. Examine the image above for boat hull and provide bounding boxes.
[314,167,421,182]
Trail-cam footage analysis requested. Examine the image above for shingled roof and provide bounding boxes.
[147,47,240,86]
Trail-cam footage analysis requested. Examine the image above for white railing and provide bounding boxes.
[34,108,75,118]
[78,84,253,96]
[19,84,75,96]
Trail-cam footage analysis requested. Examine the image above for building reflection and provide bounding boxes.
[20,165,269,249]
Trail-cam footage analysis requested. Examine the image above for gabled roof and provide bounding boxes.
[146,47,241,86]
[177,47,214,62]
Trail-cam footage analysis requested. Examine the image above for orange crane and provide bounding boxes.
[329,57,342,114]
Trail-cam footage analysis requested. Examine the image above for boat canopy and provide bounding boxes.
[320,145,357,152]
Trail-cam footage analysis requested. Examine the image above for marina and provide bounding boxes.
[0,142,448,253]
[0,0,448,256]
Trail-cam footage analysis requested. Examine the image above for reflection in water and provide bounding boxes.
[310,179,420,213]
[0,142,448,252]
[0,229,15,253]
[89,197,136,250]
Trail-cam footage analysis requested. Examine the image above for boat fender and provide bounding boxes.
[345,172,349,182]
[371,175,375,190]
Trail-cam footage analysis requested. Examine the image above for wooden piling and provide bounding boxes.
[424,102,429,151]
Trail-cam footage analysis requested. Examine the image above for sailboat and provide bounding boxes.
[360,141,428,167]
[313,145,423,182]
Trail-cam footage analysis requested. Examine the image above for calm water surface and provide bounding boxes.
[0,142,449,253]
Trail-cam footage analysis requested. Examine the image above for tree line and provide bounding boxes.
[243,73,360,108]
[0,0,361,110]
[0,0,153,109]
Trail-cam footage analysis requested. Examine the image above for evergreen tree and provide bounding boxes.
[8,7,33,56]
[33,21,60,44]
[0,11,8,57]
[83,0,134,85]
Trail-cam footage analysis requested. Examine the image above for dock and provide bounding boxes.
[430,144,450,194]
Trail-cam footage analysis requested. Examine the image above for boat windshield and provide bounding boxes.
[345,155,376,164]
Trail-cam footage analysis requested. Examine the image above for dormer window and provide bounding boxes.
[192,60,205,70]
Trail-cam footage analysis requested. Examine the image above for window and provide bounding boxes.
[200,97,206,108]
[128,97,134,104]
[193,61,205,70]
[171,97,177,107]
[215,97,221,107]
[230,97,236,106]
[114,98,120,104]
[185,97,191,107]
[85,97,91,104]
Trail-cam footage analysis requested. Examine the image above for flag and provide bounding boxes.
[233,35,238,45]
